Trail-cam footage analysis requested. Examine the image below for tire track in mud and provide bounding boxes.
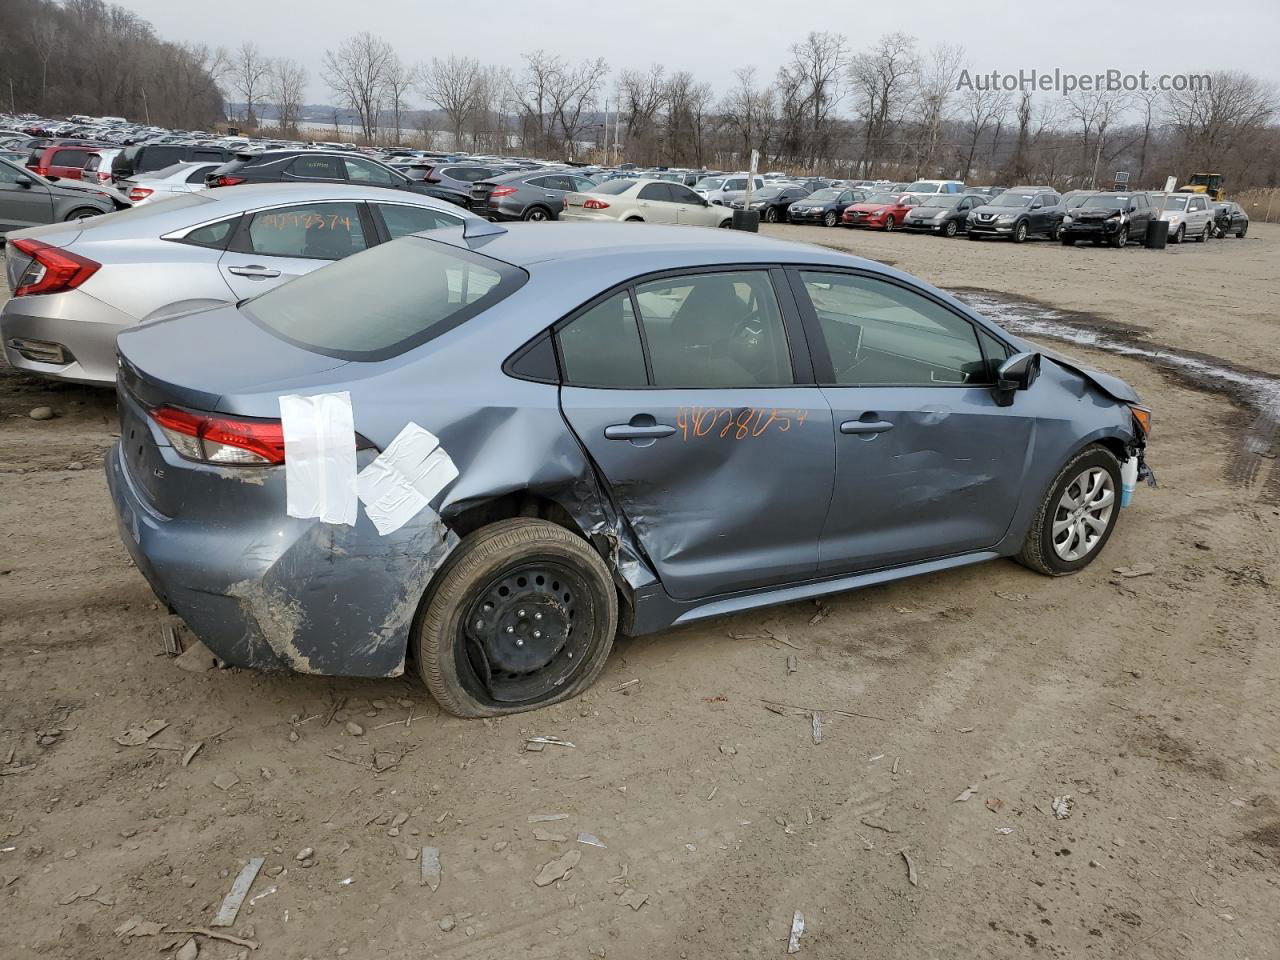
[955,288,1280,502]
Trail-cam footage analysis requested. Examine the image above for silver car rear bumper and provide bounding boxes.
[0,288,135,385]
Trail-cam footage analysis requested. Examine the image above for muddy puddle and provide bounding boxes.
[956,288,1280,500]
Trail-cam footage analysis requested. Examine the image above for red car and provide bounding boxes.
[27,145,104,181]
[842,193,919,231]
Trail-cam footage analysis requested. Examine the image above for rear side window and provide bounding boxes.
[179,217,239,250]
[51,149,89,167]
[186,165,218,184]
[243,202,368,260]
[592,179,637,195]
[288,156,342,179]
[139,147,182,171]
[374,202,462,238]
[558,292,647,387]
[637,183,671,201]
[243,237,526,360]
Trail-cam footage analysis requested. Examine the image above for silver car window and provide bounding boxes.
[634,271,793,388]
[558,292,647,387]
[244,201,368,260]
[374,202,462,239]
[801,272,989,386]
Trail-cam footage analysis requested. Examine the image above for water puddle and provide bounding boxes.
[955,288,1280,500]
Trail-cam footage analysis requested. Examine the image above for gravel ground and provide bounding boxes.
[0,226,1277,959]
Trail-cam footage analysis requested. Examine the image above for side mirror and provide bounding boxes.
[1030,201,1042,209]
[15,174,33,188]
[994,352,1040,406]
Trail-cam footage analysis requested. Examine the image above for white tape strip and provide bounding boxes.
[357,423,459,536]
[279,392,358,526]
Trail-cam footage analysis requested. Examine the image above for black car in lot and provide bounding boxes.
[1060,192,1155,247]
[205,150,449,202]
[119,142,234,179]
[470,169,598,221]
[967,188,1064,243]
[785,187,867,227]
[726,184,811,222]
[902,193,987,237]
[1213,201,1249,238]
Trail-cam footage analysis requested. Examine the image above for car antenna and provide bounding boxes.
[462,218,508,241]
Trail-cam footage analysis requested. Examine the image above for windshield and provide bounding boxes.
[753,186,784,199]
[695,177,723,190]
[989,192,1033,207]
[866,193,899,204]
[1081,195,1127,208]
[808,189,841,201]
[907,182,941,192]
[724,178,747,190]
[1163,196,1188,210]
[244,237,526,361]
[922,196,961,209]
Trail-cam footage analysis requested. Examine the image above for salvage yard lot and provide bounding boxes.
[1,227,1278,959]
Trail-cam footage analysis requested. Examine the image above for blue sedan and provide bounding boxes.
[107,222,1154,716]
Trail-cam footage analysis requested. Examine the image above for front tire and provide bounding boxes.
[1237,224,1248,238]
[764,206,778,223]
[1016,445,1122,576]
[1109,225,1129,248]
[883,215,896,232]
[1012,220,1028,243]
[413,519,617,718]
[943,220,958,237]
[1171,224,1185,243]
[63,208,100,221]
[823,211,838,227]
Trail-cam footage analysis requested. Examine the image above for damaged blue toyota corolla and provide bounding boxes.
[106,221,1154,717]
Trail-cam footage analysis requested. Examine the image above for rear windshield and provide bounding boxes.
[592,179,637,195]
[242,237,527,361]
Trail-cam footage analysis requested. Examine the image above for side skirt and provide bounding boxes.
[626,551,1001,636]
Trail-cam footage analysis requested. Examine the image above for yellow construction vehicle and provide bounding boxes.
[1176,173,1226,202]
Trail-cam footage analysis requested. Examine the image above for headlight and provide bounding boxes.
[1062,214,1073,224]
[997,214,1016,223]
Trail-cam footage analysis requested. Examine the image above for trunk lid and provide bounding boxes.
[116,303,351,417]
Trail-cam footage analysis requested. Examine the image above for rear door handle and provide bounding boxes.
[604,423,677,441]
[227,265,281,279]
[840,419,894,435]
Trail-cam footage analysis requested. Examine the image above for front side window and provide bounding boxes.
[374,202,461,238]
[634,271,793,388]
[245,202,368,260]
[244,237,522,360]
[800,271,989,387]
[557,292,647,387]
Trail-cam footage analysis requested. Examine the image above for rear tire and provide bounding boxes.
[413,519,617,718]
[1016,445,1123,577]
[1195,223,1209,242]
[1061,235,1076,246]
[1237,225,1248,238]
[523,206,551,222]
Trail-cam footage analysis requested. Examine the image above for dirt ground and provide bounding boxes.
[1,224,1278,960]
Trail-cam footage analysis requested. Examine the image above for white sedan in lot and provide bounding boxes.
[561,178,734,227]
[122,160,223,205]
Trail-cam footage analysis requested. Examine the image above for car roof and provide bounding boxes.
[191,182,480,216]
[433,222,863,271]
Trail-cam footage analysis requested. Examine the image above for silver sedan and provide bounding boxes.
[2,183,477,384]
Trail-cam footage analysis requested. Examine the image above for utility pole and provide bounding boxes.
[141,89,150,125]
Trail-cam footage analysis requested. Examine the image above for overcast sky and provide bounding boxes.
[125,0,1280,106]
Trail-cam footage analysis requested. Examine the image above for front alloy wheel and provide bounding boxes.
[764,206,778,223]
[943,219,958,237]
[823,211,838,227]
[1017,445,1122,576]
[413,519,617,717]
[883,215,895,232]
[1012,220,1028,243]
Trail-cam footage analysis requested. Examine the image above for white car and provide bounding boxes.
[122,161,224,205]
[694,174,766,206]
[1159,193,1215,243]
[562,178,733,227]
[902,179,966,199]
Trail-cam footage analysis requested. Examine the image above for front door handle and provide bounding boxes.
[227,265,281,279]
[604,423,677,441]
[840,419,894,435]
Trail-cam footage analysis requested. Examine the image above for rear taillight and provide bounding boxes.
[34,166,49,177]
[96,170,111,182]
[490,186,517,198]
[150,406,286,466]
[11,238,101,297]
[210,175,245,188]
[583,198,609,210]
[128,186,153,202]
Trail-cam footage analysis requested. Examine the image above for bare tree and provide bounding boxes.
[618,64,666,165]
[381,53,414,144]
[848,33,919,175]
[28,19,62,109]
[232,41,269,127]
[718,67,776,166]
[546,57,608,157]
[1132,88,1164,185]
[783,31,847,165]
[508,51,557,156]
[957,81,1010,182]
[1164,71,1277,178]
[911,43,964,176]
[321,32,394,143]
[268,58,308,135]
[418,55,481,151]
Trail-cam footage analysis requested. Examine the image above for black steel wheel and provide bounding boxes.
[413,519,617,717]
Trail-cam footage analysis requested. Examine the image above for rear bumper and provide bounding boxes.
[105,408,460,678]
[0,289,133,385]
[560,210,620,223]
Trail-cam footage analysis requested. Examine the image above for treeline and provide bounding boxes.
[297,30,1280,191]
[0,0,224,128]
